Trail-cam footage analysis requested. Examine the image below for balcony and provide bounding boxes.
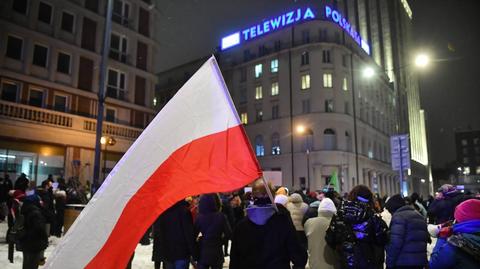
[0,100,142,140]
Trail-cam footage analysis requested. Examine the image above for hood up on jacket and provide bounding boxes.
[289,193,304,204]
[246,205,276,225]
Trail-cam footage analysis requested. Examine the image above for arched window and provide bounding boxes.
[271,133,281,155]
[345,131,352,152]
[323,128,337,150]
[255,135,265,156]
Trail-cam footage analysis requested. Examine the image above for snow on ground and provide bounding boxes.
[0,220,435,269]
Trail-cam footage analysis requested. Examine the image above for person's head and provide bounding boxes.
[252,179,274,205]
[318,197,337,215]
[274,194,289,206]
[411,192,420,202]
[454,199,480,223]
[348,185,374,208]
[317,191,325,201]
[275,186,289,196]
[385,194,406,214]
[198,193,221,214]
[438,184,457,197]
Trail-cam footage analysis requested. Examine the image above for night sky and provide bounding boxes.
[156,0,480,169]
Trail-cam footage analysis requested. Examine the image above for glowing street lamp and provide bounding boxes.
[296,125,306,135]
[415,53,430,68]
[363,66,375,78]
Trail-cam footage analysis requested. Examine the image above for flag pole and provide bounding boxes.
[261,173,278,212]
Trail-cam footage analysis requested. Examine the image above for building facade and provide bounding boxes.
[455,130,480,176]
[0,0,158,186]
[219,0,429,195]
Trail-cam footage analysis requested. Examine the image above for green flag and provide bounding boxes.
[329,170,339,192]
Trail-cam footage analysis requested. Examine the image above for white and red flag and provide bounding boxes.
[45,56,262,268]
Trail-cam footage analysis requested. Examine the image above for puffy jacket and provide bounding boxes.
[386,205,428,267]
[326,200,388,269]
[287,193,308,231]
[19,199,49,252]
[305,211,338,269]
[229,204,307,269]
[429,219,480,269]
[428,193,468,224]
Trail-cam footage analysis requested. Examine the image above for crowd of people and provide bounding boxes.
[0,173,88,269]
[1,172,480,269]
[151,181,480,269]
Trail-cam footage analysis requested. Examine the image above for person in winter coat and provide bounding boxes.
[194,194,232,269]
[385,194,428,269]
[229,179,307,269]
[429,198,480,269]
[0,175,13,221]
[302,200,320,225]
[14,173,29,192]
[428,184,468,224]
[287,193,309,248]
[304,198,338,269]
[19,193,49,269]
[152,199,195,269]
[325,185,388,269]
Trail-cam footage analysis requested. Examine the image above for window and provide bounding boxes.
[240,68,247,82]
[106,108,116,122]
[323,129,337,150]
[113,0,130,26]
[302,99,310,114]
[29,89,45,107]
[54,95,68,112]
[301,74,310,90]
[345,131,352,152]
[138,7,150,37]
[342,54,347,67]
[61,12,75,33]
[271,59,278,73]
[255,135,265,156]
[255,64,263,78]
[319,28,327,41]
[256,109,263,122]
[110,33,127,63]
[271,82,279,96]
[38,2,52,24]
[322,50,331,63]
[323,73,333,88]
[243,49,251,61]
[272,105,279,119]
[32,44,48,67]
[84,0,98,12]
[274,40,282,51]
[6,35,23,60]
[255,86,263,100]
[107,69,126,100]
[12,0,28,14]
[271,133,281,155]
[325,99,334,112]
[239,88,247,103]
[241,112,248,124]
[344,101,350,114]
[302,30,310,44]
[134,76,146,106]
[78,57,94,91]
[57,52,71,74]
[81,17,96,51]
[1,81,20,102]
[301,51,309,65]
[136,41,147,70]
[342,77,348,91]
[476,166,480,175]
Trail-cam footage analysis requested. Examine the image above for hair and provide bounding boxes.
[347,185,375,209]
[252,179,274,199]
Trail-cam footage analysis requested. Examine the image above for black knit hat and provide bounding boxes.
[385,194,406,214]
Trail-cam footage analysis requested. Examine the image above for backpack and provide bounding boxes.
[447,233,480,263]
[6,200,26,251]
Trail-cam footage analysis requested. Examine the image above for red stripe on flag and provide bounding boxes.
[85,124,261,268]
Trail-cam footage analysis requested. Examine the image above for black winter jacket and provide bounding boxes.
[428,193,468,224]
[19,200,49,252]
[386,205,428,268]
[194,194,232,266]
[152,200,195,262]
[229,204,307,269]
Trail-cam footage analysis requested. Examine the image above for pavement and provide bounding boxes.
[0,220,436,269]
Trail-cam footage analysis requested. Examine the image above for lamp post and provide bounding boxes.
[100,136,116,181]
[296,125,313,190]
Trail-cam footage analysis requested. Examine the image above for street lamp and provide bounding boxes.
[296,124,313,191]
[100,136,116,181]
[363,66,375,78]
[414,53,430,68]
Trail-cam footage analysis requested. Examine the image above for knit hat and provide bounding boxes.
[274,194,289,206]
[385,194,406,214]
[454,199,480,223]
[275,187,289,196]
[318,198,337,214]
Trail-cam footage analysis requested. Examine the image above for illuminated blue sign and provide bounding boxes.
[220,6,370,56]
[221,7,316,50]
[325,6,370,55]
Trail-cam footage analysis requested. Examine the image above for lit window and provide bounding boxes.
[325,99,334,112]
[241,112,248,124]
[255,86,263,100]
[271,133,281,155]
[255,135,265,156]
[323,73,333,88]
[153,97,157,106]
[342,77,348,91]
[271,59,278,73]
[476,166,480,175]
[301,74,310,90]
[256,109,263,122]
[255,64,263,78]
[271,82,279,96]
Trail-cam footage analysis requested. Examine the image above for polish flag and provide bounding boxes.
[45,56,262,268]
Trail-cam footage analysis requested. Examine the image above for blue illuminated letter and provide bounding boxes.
[263,21,270,33]
[242,29,250,40]
[304,8,315,20]
[271,16,281,29]
[295,9,301,21]
[286,11,295,24]
[325,6,332,18]
[250,26,256,38]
